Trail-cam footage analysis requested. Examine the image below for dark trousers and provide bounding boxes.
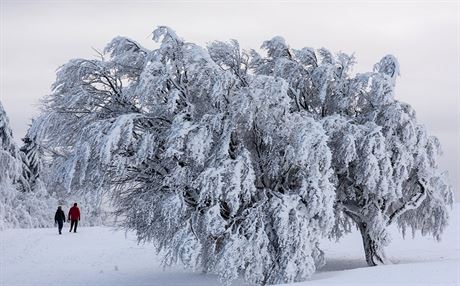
[70,220,78,232]
[57,221,63,234]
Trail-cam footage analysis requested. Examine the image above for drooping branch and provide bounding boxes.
[386,181,427,226]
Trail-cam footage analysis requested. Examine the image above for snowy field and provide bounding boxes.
[1,205,459,286]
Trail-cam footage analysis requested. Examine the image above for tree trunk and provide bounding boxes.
[358,222,388,266]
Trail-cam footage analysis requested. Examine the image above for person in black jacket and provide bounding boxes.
[54,206,66,235]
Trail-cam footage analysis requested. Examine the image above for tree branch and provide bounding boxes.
[387,181,427,226]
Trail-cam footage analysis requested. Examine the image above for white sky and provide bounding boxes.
[1,0,459,198]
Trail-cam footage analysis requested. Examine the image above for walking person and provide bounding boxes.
[54,206,66,235]
[68,203,81,233]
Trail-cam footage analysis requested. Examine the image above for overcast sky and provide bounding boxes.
[1,0,459,197]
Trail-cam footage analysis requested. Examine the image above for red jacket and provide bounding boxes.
[68,206,80,221]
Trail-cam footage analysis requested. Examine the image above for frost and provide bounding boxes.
[31,25,452,285]
[0,101,57,229]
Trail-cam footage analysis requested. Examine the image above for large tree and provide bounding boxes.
[33,26,452,284]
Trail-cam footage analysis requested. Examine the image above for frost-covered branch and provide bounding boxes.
[387,181,427,226]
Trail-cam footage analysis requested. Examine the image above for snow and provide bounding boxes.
[2,204,459,286]
[26,26,453,284]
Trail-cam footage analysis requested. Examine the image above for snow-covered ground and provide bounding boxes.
[1,205,459,286]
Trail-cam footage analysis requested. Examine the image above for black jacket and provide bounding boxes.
[54,209,66,224]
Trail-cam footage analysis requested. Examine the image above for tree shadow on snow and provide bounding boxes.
[310,255,451,282]
[102,271,246,286]
[307,257,368,282]
[319,257,368,272]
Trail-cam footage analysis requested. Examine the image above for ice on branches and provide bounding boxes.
[32,26,453,284]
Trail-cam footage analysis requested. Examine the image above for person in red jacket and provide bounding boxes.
[68,203,81,233]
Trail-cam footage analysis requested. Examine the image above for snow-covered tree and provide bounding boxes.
[1,101,57,229]
[34,27,335,284]
[19,128,42,191]
[0,100,24,229]
[251,40,453,266]
[32,26,452,283]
